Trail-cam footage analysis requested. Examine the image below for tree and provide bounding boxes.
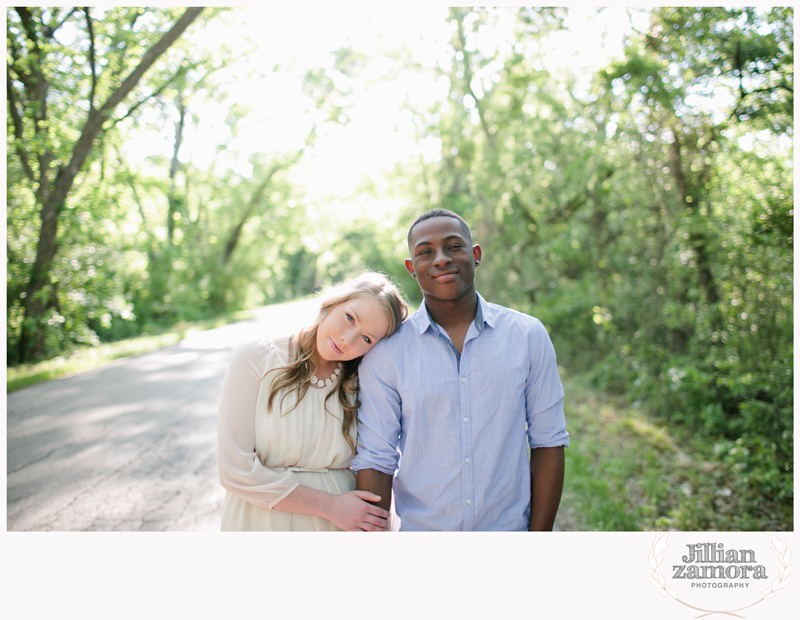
[7,7,205,361]
[383,6,792,527]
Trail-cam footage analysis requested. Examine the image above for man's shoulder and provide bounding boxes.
[482,298,545,333]
[362,312,421,362]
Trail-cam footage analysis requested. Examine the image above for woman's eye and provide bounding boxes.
[362,335,371,344]
[346,313,354,323]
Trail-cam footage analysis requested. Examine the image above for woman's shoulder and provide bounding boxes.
[232,336,290,369]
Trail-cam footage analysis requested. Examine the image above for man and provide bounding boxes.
[351,208,569,531]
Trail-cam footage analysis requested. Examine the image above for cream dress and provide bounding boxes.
[217,337,356,531]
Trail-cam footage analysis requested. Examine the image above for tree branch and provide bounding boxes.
[114,146,150,232]
[44,7,78,39]
[7,70,36,182]
[223,160,295,265]
[110,66,186,126]
[453,10,495,150]
[105,9,144,84]
[83,8,98,112]
[100,8,204,115]
[15,7,49,111]
[51,7,205,210]
[16,7,41,52]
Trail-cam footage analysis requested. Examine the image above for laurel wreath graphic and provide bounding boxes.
[648,534,792,618]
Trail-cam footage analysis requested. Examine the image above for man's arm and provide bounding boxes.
[528,446,565,531]
[350,343,401,520]
[355,468,393,512]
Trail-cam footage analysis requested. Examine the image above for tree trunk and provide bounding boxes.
[167,93,187,245]
[669,133,721,308]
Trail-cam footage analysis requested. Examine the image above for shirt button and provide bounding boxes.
[466,499,472,505]
[461,377,466,382]
[465,458,470,463]
[463,417,469,422]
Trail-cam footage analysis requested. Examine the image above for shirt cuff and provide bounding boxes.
[267,480,301,510]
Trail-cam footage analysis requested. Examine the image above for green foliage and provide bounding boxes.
[6,7,792,529]
[561,372,791,531]
[390,6,792,529]
[6,8,354,361]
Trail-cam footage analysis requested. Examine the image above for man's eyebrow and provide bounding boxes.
[414,235,465,249]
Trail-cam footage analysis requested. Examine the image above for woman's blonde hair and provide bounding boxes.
[266,272,408,453]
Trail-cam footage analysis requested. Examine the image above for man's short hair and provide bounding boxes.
[407,208,472,247]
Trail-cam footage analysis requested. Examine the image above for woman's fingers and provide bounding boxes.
[364,512,387,526]
[352,490,382,503]
[360,520,387,531]
[332,491,390,530]
[367,506,390,520]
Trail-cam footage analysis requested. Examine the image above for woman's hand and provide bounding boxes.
[320,491,390,531]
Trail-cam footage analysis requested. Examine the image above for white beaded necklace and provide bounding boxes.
[310,362,343,388]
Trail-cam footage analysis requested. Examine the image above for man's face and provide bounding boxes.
[405,216,481,304]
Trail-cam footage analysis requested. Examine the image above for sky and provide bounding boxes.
[123,6,647,219]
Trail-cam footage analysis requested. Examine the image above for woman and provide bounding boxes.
[217,272,408,531]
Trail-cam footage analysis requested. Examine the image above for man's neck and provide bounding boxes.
[424,290,478,331]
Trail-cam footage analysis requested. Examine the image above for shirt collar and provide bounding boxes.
[413,292,494,335]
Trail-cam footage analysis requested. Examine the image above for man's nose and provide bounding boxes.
[433,247,452,266]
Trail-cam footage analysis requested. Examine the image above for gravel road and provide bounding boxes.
[6,299,320,531]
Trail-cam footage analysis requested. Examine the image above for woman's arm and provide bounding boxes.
[273,486,389,531]
[218,340,389,529]
[217,340,301,508]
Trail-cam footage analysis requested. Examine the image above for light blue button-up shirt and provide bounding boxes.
[351,293,569,531]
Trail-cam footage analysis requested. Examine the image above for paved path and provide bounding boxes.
[7,297,566,532]
[6,299,320,531]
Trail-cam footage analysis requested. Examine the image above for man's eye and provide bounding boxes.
[448,245,462,250]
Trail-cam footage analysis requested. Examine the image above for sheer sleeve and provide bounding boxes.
[217,339,300,509]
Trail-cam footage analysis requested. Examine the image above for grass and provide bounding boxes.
[558,369,792,531]
[6,308,259,393]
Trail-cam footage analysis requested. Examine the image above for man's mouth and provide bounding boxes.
[432,270,458,282]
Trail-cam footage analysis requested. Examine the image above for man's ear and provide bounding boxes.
[472,244,482,264]
[405,258,415,277]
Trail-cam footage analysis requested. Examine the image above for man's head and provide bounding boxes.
[407,208,472,249]
[405,209,481,304]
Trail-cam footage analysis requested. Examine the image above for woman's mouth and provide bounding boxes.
[329,338,343,355]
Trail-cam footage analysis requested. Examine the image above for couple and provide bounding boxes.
[217,208,569,531]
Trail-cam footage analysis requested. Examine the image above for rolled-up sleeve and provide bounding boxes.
[524,319,570,449]
[217,340,300,509]
[350,345,401,475]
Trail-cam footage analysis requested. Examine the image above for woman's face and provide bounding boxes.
[316,296,391,363]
